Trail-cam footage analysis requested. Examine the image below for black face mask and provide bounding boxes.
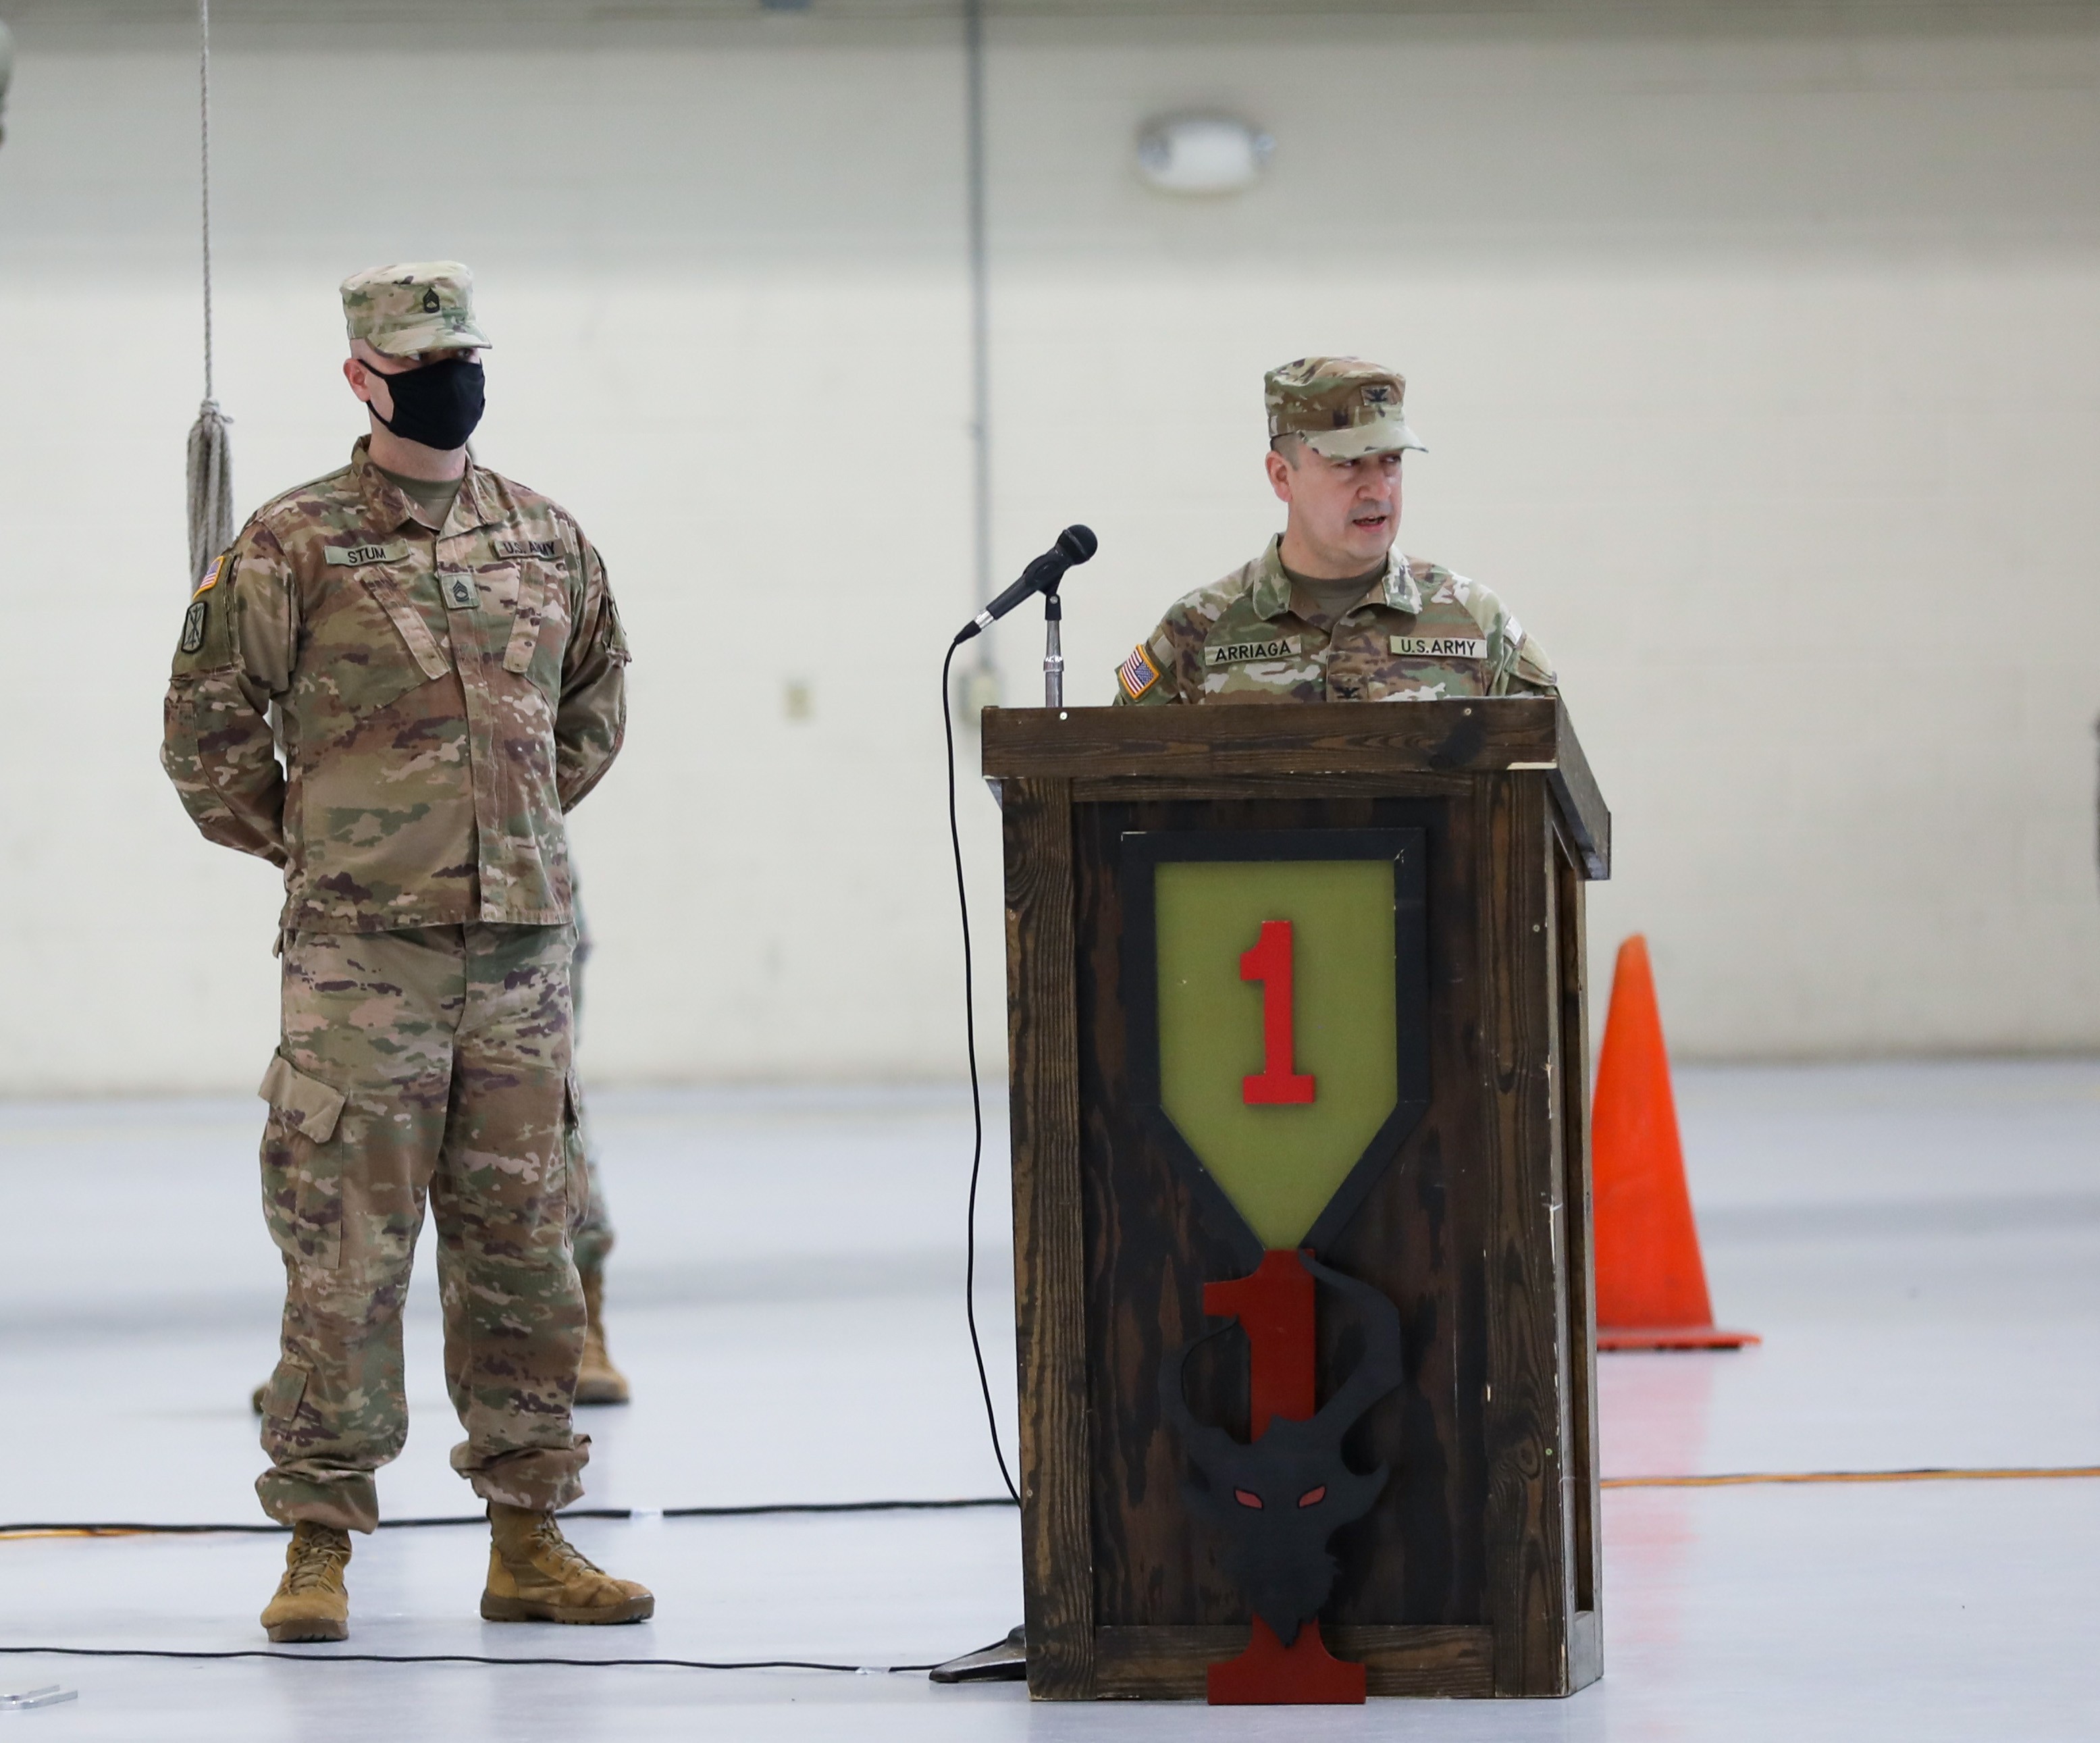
[375,356,485,451]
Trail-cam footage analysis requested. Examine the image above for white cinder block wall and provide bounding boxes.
[1,3,2095,1095]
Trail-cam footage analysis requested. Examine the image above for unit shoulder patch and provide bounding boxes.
[180,599,209,654]
[1390,635,1486,660]
[1204,635,1303,668]
[323,542,410,567]
[1118,642,1161,700]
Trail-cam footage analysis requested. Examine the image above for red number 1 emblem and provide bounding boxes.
[1240,920,1316,1105]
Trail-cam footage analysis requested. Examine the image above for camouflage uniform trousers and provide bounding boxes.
[256,922,592,1534]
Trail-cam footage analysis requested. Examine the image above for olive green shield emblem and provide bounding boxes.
[1123,830,1429,1260]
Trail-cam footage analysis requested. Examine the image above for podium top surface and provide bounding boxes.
[980,695,1608,879]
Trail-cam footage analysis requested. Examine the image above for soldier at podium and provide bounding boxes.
[1113,356,1558,706]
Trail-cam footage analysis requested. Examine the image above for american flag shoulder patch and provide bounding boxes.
[1118,642,1161,699]
[191,554,227,600]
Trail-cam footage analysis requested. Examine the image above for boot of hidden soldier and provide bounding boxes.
[573,1266,631,1405]
[259,1521,352,1642]
[482,1504,654,1623]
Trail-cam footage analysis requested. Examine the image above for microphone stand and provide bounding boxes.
[1042,583,1064,708]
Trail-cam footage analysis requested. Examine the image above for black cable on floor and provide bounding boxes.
[0,1496,1017,1539]
[943,639,1021,1507]
[0,1645,936,1673]
[665,1496,1013,1519]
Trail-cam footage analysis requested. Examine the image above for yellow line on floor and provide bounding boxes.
[0,1530,153,1541]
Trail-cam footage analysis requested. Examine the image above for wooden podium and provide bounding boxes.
[982,697,1610,1703]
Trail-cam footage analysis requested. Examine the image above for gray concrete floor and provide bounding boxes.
[2,1062,2096,1739]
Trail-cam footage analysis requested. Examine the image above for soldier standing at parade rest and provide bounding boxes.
[1112,356,1558,707]
[162,262,652,1642]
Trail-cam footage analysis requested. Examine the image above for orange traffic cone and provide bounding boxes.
[1591,935,1758,1351]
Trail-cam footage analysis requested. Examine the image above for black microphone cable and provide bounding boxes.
[938,525,1092,1507]
[943,639,1020,1507]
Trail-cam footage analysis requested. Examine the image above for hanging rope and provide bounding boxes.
[0,22,17,152]
[184,0,234,589]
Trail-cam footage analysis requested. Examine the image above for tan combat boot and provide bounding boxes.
[481,1505,654,1625]
[260,1521,352,1643]
[574,1268,631,1406]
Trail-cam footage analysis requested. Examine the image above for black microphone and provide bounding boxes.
[953,525,1098,643]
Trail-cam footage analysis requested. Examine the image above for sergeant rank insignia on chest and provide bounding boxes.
[442,573,479,611]
[1390,635,1486,660]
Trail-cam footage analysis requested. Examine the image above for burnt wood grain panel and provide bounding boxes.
[1072,771,1475,806]
[1074,794,1488,1643]
[1548,706,1611,879]
[1318,794,1490,1637]
[984,699,1561,781]
[1070,793,1261,1645]
[1477,773,1575,1696]
[997,710,1608,1700]
[1093,1624,1496,1699]
[987,698,1609,877]
[1002,775,1095,1700]
[1554,829,1604,1650]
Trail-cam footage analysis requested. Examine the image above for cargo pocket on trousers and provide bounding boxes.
[258,1053,348,1270]
[263,1359,311,1424]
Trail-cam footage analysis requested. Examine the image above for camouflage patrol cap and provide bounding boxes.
[1265,356,1425,459]
[340,261,492,359]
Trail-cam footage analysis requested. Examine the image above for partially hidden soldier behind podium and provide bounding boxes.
[161,261,652,1643]
[1113,356,1557,706]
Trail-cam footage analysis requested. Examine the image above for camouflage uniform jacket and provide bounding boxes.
[1114,536,1555,706]
[163,439,629,933]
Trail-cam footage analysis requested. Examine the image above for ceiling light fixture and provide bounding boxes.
[1135,115,1275,196]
